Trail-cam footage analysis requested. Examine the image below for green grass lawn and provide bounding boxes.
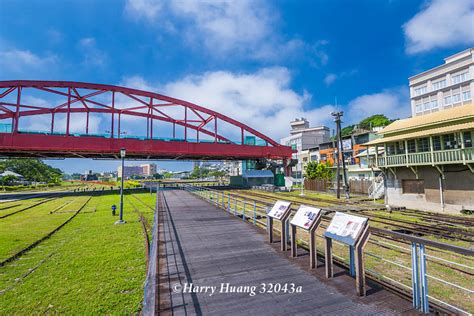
[0,192,155,314]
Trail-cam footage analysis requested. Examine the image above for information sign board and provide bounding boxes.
[324,212,368,246]
[267,200,291,220]
[290,205,321,230]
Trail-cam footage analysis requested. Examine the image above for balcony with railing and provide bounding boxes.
[369,147,474,168]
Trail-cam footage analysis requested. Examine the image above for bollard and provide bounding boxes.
[419,244,429,314]
[242,201,246,221]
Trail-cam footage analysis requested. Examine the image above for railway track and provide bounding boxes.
[225,190,474,242]
[0,197,59,219]
[0,196,92,267]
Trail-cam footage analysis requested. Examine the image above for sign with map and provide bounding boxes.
[267,200,292,220]
[324,212,368,246]
[290,205,322,230]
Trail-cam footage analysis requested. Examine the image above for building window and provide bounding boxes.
[402,179,425,194]
[423,101,430,111]
[418,138,429,152]
[407,140,416,153]
[395,141,405,154]
[415,104,423,113]
[386,144,395,155]
[452,72,469,84]
[430,100,438,110]
[443,134,457,150]
[320,154,327,161]
[444,95,452,106]
[462,90,471,101]
[464,132,472,148]
[452,93,461,104]
[414,86,427,96]
[432,79,446,90]
[432,136,441,150]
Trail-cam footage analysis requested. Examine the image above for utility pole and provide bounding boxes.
[331,111,350,199]
[334,136,340,199]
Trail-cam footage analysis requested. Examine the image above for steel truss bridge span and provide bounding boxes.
[0,80,292,160]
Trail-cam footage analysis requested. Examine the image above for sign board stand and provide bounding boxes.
[268,214,292,251]
[266,201,292,251]
[324,212,370,296]
[290,205,322,269]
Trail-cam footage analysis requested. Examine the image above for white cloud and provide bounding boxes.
[0,48,57,74]
[347,87,410,123]
[122,68,335,141]
[324,74,337,86]
[78,37,107,66]
[125,0,163,21]
[124,0,328,64]
[323,69,358,86]
[169,0,271,54]
[403,0,474,54]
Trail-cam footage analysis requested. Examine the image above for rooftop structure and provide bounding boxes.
[280,119,330,178]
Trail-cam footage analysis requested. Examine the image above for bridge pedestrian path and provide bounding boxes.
[157,189,420,315]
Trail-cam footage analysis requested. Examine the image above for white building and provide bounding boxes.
[140,163,157,176]
[410,47,473,117]
[280,118,330,177]
[117,166,143,179]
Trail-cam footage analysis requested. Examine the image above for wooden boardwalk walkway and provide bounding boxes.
[157,190,420,316]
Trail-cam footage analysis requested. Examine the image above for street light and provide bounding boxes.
[115,147,126,224]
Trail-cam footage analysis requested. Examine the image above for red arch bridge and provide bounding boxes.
[0,80,293,162]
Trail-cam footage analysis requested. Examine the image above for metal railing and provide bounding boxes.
[371,147,474,167]
[179,184,474,315]
[142,186,160,315]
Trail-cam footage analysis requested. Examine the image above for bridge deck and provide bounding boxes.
[158,190,420,315]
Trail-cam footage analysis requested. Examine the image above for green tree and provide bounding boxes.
[358,114,390,130]
[0,175,17,186]
[341,125,355,137]
[304,161,334,180]
[0,159,62,184]
[162,172,173,179]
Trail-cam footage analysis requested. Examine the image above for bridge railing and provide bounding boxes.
[179,184,474,315]
[0,126,271,147]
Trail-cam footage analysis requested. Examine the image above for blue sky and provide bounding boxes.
[1,0,473,173]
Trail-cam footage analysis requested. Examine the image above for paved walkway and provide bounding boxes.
[158,190,419,316]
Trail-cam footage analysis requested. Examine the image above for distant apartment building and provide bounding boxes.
[117,166,144,179]
[280,118,330,177]
[410,48,473,117]
[117,163,157,179]
[316,130,381,180]
[140,163,157,176]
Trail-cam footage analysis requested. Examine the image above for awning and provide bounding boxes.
[354,147,384,157]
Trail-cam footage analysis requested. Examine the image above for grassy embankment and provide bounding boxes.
[0,191,155,314]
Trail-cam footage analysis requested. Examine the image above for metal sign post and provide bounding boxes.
[290,205,322,269]
[323,212,370,296]
[266,201,292,251]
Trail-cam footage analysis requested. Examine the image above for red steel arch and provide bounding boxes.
[0,80,292,160]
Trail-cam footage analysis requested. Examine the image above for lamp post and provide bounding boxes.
[116,147,126,224]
